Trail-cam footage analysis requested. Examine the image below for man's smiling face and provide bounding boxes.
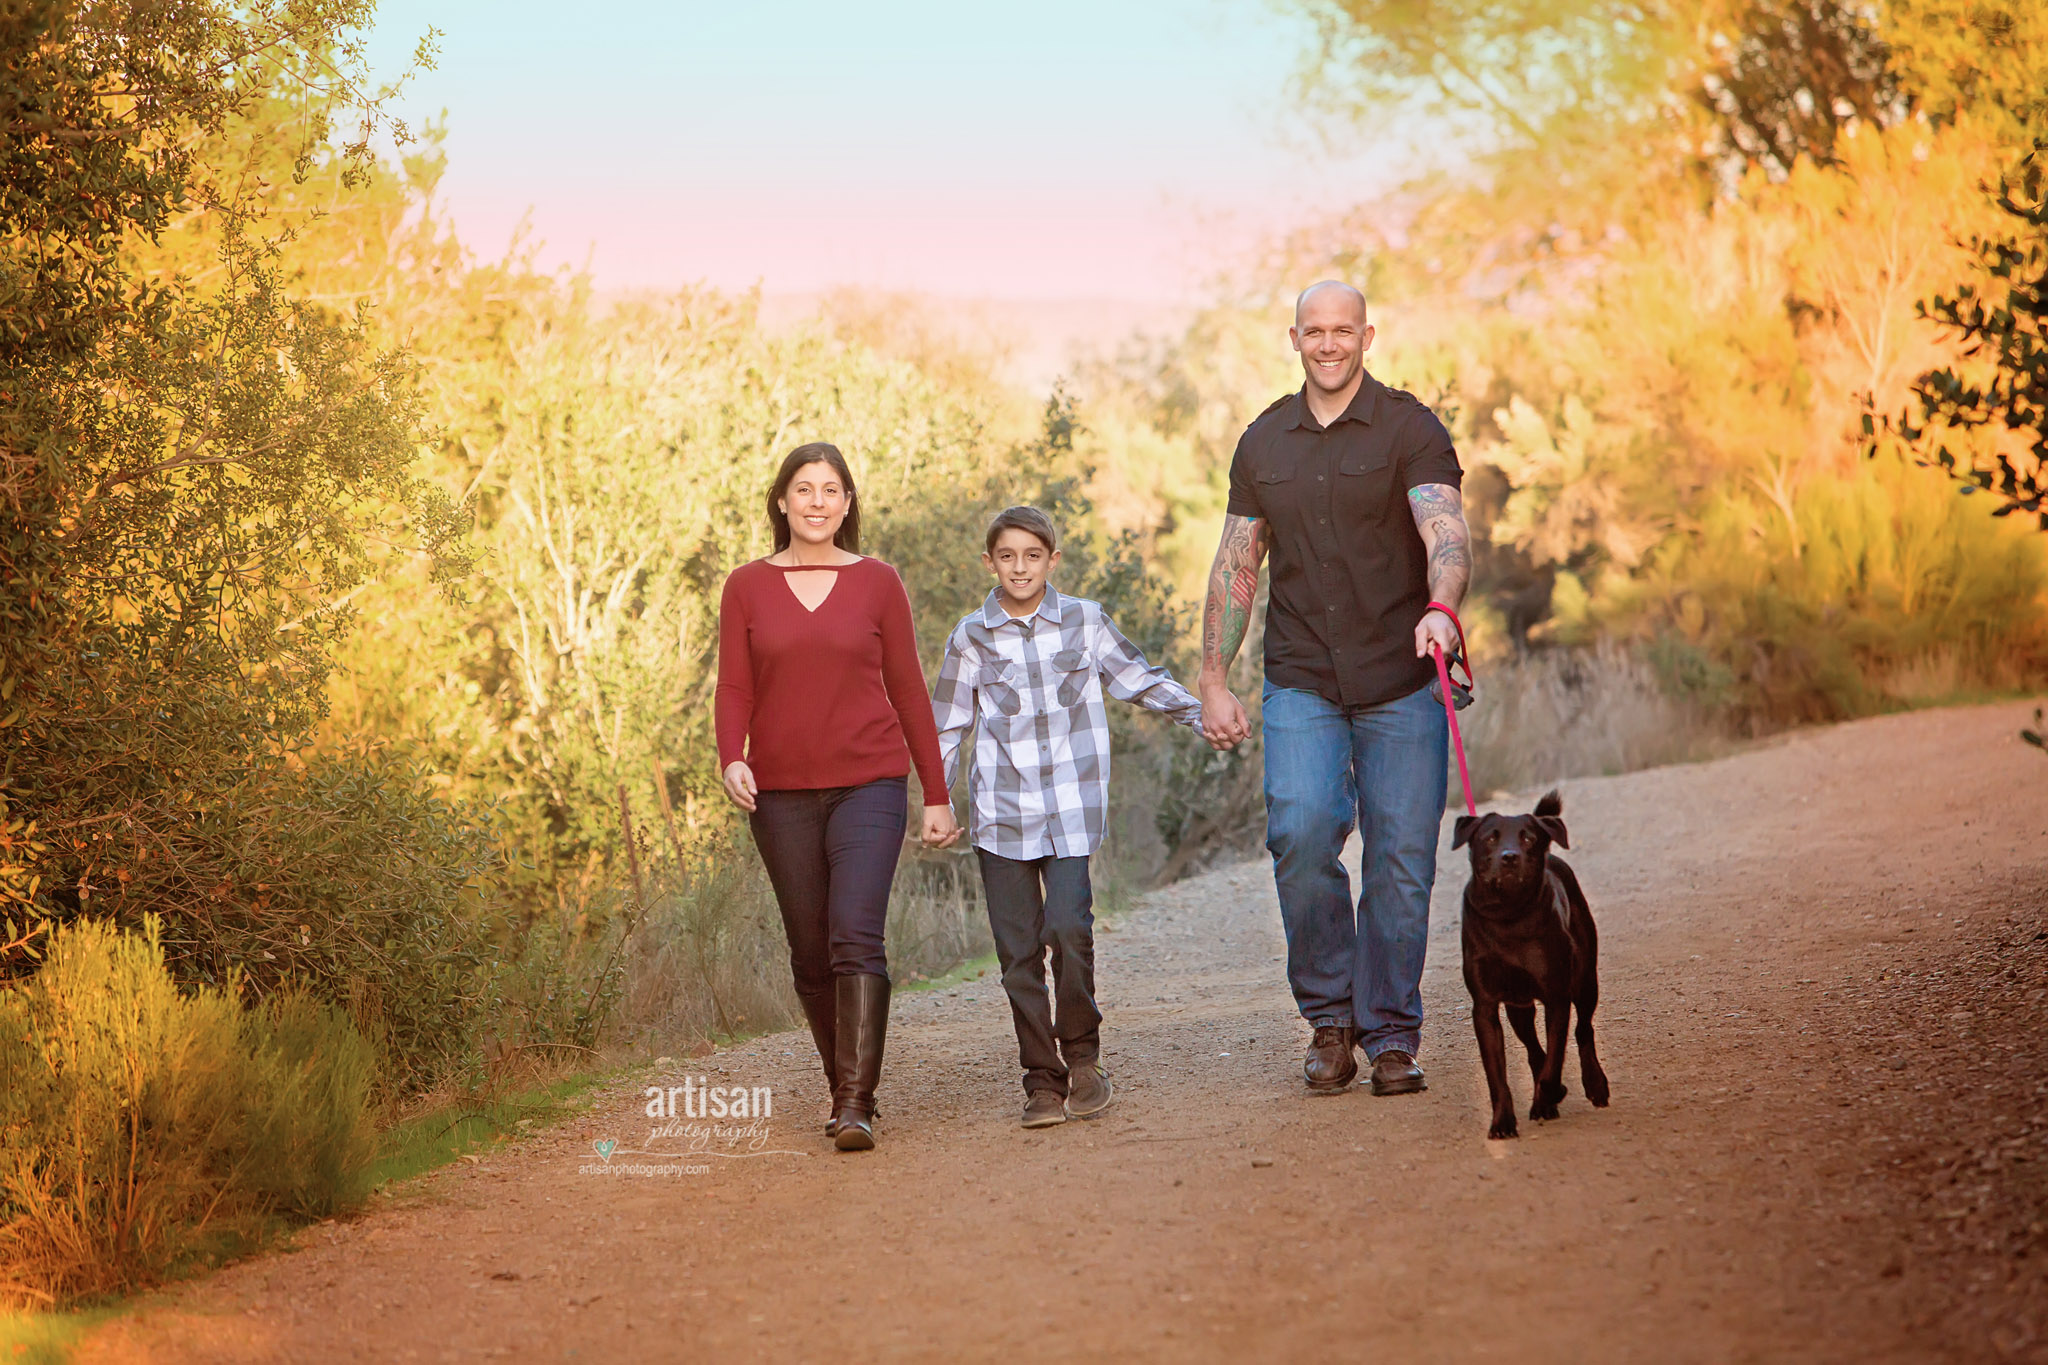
[1290,284,1373,398]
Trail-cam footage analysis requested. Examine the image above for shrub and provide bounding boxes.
[22,745,502,1095]
[0,917,376,1307]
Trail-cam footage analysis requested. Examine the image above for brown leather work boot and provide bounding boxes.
[1303,1025,1359,1093]
[1369,1048,1427,1096]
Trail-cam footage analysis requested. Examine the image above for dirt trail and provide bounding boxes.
[80,701,2048,1364]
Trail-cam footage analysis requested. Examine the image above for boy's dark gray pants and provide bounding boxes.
[975,849,1101,1099]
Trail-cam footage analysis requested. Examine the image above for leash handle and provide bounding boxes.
[1429,614,1478,818]
[1426,601,1473,692]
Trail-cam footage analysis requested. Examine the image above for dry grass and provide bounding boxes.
[885,849,996,979]
[609,839,992,1054]
[1459,643,1728,799]
[1871,646,2036,705]
[0,919,377,1308]
[1874,648,1969,704]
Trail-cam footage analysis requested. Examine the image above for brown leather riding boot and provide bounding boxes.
[797,987,840,1136]
[1303,1024,1359,1093]
[831,973,890,1151]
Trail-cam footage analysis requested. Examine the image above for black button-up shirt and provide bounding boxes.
[1225,373,1463,709]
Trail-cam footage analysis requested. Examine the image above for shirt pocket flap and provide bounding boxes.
[1339,449,1390,476]
[977,662,1022,716]
[1050,649,1093,707]
[1254,463,1296,484]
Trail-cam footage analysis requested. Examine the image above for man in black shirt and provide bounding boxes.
[1198,281,1472,1097]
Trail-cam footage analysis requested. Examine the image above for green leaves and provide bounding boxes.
[1890,146,2048,530]
[0,2,488,1091]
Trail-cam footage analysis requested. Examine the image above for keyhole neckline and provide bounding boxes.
[770,555,866,570]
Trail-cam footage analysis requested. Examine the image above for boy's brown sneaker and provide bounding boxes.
[1066,1062,1113,1119]
[1021,1090,1068,1129]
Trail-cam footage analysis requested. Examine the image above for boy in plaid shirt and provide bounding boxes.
[931,506,1206,1128]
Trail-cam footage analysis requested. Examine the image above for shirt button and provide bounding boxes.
[1317,475,1325,482]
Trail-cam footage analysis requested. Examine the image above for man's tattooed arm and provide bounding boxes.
[1200,513,1268,682]
[1407,483,1471,612]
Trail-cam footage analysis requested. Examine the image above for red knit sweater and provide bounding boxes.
[714,556,948,796]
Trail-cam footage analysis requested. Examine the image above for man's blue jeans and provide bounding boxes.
[1262,679,1447,1060]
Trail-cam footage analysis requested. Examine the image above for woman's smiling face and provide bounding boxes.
[780,461,850,546]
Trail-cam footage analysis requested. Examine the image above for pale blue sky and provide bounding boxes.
[363,1,1403,301]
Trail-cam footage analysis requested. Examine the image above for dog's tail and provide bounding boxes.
[1535,789,1563,818]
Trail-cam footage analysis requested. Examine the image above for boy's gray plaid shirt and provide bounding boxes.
[932,586,1204,860]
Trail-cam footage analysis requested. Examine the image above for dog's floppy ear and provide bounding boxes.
[1532,789,1568,849]
[1453,815,1481,849]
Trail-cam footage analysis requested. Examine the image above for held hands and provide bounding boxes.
[1198,676,1251,751]
[1415,608,1460,662]
[921,803,961,849]
[721,760,758,813]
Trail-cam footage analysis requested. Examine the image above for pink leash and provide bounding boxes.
[1428,602,1477,818]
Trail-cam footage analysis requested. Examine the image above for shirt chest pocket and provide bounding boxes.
[978,651,1094,718]
[977,662,1024,718]
[1336,448,1394,512]
[1048,648,1094,708]
[1253,464,1298,515]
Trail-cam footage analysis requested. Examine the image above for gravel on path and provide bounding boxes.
[77,700,2048,1364]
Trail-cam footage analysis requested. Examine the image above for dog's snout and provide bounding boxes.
[1497,846,1522,864]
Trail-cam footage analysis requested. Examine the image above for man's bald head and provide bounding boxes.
[1295,280,1367,327]
[1290,280,1375,407]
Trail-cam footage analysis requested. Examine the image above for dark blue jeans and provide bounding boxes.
[749,777,907,1000]
[1262,680,1447,1059]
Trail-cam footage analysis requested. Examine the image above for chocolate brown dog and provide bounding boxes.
[1454,790,1610,1139]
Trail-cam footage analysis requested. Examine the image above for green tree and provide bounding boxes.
[0,1,487,1083]
[1885,0,2048,143]
[1887,148,2048,529]
[1694,0,1900,181]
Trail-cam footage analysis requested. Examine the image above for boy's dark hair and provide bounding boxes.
[985,505,1057,555]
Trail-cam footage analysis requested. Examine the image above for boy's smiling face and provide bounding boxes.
[984,527,1059,617]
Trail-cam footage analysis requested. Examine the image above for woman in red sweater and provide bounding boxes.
[715,442,958,1152]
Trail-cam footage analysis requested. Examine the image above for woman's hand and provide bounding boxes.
[722,760,758,812]
[921,803,960,848]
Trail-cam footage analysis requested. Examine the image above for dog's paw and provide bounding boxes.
[1487,1116,1518,1140]
[1584,1072,1611,1107]
[1529,1096,1561,1121]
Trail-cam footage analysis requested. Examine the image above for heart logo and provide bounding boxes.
[593,1139,617,1163]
